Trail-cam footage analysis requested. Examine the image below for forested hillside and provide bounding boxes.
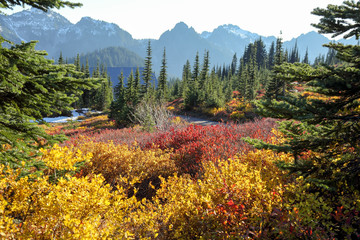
[68,46,144,68]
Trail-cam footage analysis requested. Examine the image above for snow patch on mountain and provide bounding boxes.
[8,8,72,32]
[221,24,259,41]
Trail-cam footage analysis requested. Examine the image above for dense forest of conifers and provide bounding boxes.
[65,35,342,125]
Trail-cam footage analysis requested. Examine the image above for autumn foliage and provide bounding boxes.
[1,115,359,239]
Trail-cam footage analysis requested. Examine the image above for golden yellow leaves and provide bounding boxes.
[0,164,138,239]
[40,144,92,171]
[77,140,177,190]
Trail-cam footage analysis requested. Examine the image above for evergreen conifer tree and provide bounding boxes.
[185,52,200,108]
[302,47,310,64]
[231,53,237,75]
[265,37,286,99]
[58,51,64,65]
[126,70,135,102]
[84,58,90,78]
[238,62,248,97]
[181,60,191,99]
[255,38,267,69]
[199,50,210,85]
[1,0,81,11]
[233,58,244,91]
[268,41,275,69]
[134,67,141,105]
[192,52,200,81]
[0,0,91,164]
[157,47,168,101]
[93,61,100,78]
[75,53,81,71]
[204,68,225,108]
[198,50,210,103]
[109,72,128,125]
[283,49,289,63]
[142,40,153,97]
[289,41,300,63]
[245,53,258,100]
[249,0,360,191]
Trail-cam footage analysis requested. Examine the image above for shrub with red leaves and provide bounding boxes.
[143,118,277,176]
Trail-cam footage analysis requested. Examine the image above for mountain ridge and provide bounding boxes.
[1,8,358,77]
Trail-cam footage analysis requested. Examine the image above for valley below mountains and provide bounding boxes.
[1,8,358,77]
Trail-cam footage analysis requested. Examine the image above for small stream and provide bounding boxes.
[42,109,98,123]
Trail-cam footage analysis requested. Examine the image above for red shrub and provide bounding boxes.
[143,118,277,176]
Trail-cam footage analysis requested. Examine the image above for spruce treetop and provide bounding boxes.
[312,0,360,39]
[0,0,82,11]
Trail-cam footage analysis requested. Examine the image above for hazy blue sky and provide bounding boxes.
[6,0,345,40]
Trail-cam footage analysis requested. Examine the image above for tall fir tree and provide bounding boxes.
[245,52,258,100]
[239,62,248,97]
[58,51,64,65]
[199,50,210,85]
[92,61,100,78]
[192,52,200,81]
[185,52,200,108]
[255,38,267,69]
[283,49,289,63]
[231,53,237,75]
[181,60,192,99]
[75,53,81,71]
[109,72,128,125]
[134,67,141,105]
[157,47,168,101]
[302,47,310,64]
[84,58,90,78]
[265,37,286,99]
[288,41,300,63]
[268,41,275,69]
[126,70,135,102]
[142,40,153,97]
[198,50,210,103]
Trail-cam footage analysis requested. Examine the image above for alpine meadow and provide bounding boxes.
[1,0,360,239]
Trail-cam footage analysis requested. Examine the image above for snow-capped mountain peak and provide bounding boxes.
[6,7,72,33]
[220,24,259,40]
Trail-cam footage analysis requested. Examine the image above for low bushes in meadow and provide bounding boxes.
[144,118,277,176]
[2,115,359,239]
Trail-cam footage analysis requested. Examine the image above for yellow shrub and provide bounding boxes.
[0,164,139,239]
[77,140,177,198]
[137,149,293,239]
[204,107,226,116]
[40,144,92,171]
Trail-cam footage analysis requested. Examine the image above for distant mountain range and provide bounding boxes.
[1,8,358,77]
